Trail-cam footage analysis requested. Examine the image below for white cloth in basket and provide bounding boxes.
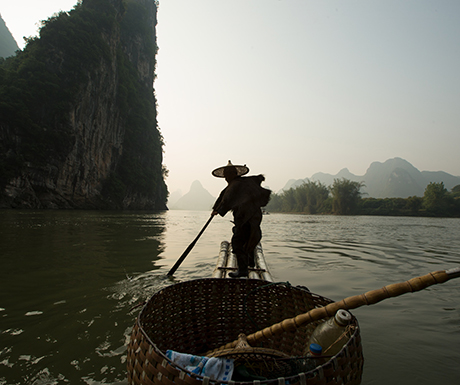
[166,350,234,381]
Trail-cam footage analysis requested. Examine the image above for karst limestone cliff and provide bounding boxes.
[0,0,168,209]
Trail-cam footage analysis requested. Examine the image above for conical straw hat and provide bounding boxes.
[212,160,249,178]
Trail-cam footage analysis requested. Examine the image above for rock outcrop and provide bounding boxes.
[0,0,167,209]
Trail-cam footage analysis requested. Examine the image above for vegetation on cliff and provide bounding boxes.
[266,179,460,217]
[1,1,111,166]
[0,0,167,209]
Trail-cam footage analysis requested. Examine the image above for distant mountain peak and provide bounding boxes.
[280,157,460,198]
[170,180,216,210]
[0,14,20,58]
[337,168,354,178]
[190,180,204,191]
[368,157,418,173]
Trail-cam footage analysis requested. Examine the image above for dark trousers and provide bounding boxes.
[231,210,263,271]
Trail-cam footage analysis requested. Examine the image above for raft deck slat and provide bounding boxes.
[212,241,230,278]
[212,241,273,281]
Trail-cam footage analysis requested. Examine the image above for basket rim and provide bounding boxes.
[138,278,332,318]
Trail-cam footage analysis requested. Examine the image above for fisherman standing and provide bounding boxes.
[212,161,271,278]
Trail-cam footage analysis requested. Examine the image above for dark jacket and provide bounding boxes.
[213,175,271,225]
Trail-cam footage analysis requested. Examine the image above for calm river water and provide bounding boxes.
[1,210,459,385]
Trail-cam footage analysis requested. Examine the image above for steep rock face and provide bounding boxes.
[0,0,167,209]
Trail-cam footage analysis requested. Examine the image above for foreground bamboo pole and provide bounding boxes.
[209,267,460,355]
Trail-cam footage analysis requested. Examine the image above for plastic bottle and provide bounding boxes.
[303,343,324,372]
[307,309,352,357]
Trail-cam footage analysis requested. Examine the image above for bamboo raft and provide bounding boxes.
[127,242,364,385]
[211,241,274,281]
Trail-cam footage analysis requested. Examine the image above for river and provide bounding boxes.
[0,210,459,384]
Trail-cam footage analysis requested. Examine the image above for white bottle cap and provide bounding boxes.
[335,309,352,326]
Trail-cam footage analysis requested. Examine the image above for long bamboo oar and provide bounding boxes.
[167,215,214,276]
[208,267,460,354]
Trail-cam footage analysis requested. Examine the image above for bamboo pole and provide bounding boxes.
[167,215,214,276]
[208,267,460,354]
[254,243,273,282]
[212,241,230,278]
[226,246,238,279]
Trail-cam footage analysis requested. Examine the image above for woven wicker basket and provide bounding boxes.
[127,278,363,385]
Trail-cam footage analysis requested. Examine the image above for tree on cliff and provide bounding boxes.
[0,0,167,209]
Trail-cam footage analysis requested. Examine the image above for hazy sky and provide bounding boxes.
[2,0,460,197]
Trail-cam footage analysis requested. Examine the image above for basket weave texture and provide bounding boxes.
[127,278,363,385]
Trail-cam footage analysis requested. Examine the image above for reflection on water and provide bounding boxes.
[0,210,170,385]
[0,210,459,385]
